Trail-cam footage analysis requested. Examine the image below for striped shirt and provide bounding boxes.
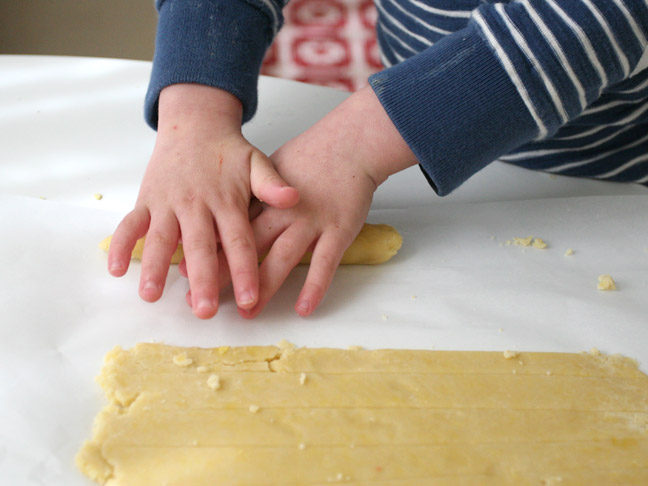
[146,0,648,194]
[370,0,648,193]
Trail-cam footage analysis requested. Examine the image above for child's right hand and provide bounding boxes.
[107,84,298,319]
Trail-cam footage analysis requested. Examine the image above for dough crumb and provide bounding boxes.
[410,295,417,300]
[532,238,548,249]
[542,476,563,485]
[249,404,260,414]
[564,248,574,256]
[196,366,208,373]
[497,328,504,334]
[347,345,364,351]
[39,195,47,200]
[298,443,306,450]
[217,346,230,355]
[276,340,296,350]
[206,374,221,391]
[381,314,388,320]
[506,236,548,249]
[172,353,193,367]
[93,193,103,200]
[546,370,552,376]
[299,373,307,385]
[507,236,533,246]
[503,350,519,360]
[597,274,616,291]
[589,347,601,357]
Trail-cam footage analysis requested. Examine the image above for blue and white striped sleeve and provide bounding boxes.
[370,0,648,195]
[145,0,287,129]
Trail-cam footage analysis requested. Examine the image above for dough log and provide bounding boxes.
[99,223,402,265]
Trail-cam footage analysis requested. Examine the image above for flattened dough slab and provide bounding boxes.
[77,344,648,485]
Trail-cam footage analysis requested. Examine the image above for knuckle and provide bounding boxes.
[147,230,175,248]
[231,267,257,283]
[110,239,133,255]
[185,238,217,256]
[315,251,340,271]
[226,234,254,253]
[303,279,326,298]
[261,172,280,188]
[273,242,300,265]
[329,223,355,243]
[181,190,197,207]
[141,260,167,278]
[213,191,246,210]
[189,274,217,289]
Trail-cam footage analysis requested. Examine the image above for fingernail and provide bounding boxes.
[296,300,310,315]
[109,261,124,273]
[142,280,159,292]
[237,291,255,307]
[195,298,216,313]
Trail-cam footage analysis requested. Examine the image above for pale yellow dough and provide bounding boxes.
[99,223,402,265]
[598,274,617,290]
[506,236,549,249]
[77,343,648,485]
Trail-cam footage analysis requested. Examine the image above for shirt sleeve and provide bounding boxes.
[145,0,287,129]
[369,0,648,196]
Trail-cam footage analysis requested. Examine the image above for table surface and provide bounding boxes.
[1,55,647,485]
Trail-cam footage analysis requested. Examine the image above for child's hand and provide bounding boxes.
[241,86,418,318]
[107,84,298,319]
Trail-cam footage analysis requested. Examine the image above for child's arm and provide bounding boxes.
[108,84,298,319]
[369,1,648,195]
[110,0,293,318]
[239,86,418,318]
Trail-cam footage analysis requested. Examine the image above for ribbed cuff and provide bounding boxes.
[370,23,538,196]
[145,0,273,129]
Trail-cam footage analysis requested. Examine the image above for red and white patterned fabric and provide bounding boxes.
[261,0,381,92]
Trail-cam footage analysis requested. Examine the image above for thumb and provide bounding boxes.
[250,150,299,209]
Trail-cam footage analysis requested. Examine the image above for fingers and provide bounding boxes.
[240,224,316,319]
[215,207,259,310]
[179,210,220,319]
[178,257,188,278]
[108,208,150,277]
[184,251,231,308]
[295,232,349,316]
[139,213,180,303]
[248,197,263,220]
[251,210,289,261]
[250,151,299,209]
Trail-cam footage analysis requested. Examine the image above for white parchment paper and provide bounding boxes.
[1,56,647,485]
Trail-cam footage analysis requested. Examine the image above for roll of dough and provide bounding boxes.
[99,223,402,265]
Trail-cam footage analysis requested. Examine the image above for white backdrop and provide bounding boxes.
[1,56,647,485]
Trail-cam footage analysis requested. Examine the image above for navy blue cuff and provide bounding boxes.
[370,23,538,196]
[145,0,273,128]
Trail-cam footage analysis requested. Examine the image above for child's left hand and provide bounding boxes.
[239,86,418,317]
